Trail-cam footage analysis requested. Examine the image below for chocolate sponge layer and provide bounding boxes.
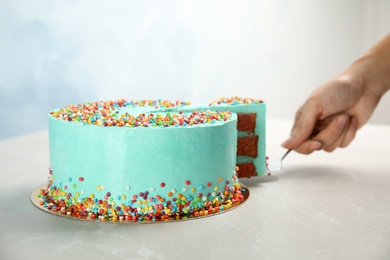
[237,113,256,133]
[236,162,257,178]
[237,135,258,158]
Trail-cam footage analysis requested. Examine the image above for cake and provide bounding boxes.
[38,97,266,222]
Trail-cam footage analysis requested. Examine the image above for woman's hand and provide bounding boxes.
[282,33,390,154]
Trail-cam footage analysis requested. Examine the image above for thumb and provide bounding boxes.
[282,103,319,149]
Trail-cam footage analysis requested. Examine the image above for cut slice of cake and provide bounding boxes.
[190,96,267,178]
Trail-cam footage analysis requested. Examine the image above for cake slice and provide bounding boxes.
[190,97,267,178]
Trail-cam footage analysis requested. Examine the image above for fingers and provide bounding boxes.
[340,116,358,147]
[281,96,359,154]
[282,101,319,149]
[292,114,353,154]
[290,140,322,155]
[313,114,349,152]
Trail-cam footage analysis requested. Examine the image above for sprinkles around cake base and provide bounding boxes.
[31,183,249,224]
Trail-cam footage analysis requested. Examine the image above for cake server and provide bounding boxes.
[268,149,291,172]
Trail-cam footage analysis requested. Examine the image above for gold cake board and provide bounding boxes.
[30,183,249,224]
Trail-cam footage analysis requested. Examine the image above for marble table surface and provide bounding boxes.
[1,119,389,260]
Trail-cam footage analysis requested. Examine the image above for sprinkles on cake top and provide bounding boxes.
[209,96,264,106]
[50,99,232,127]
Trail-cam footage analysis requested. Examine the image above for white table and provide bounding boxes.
[1,119,389,260]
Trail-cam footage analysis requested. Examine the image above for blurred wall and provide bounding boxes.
[0,0,389,140]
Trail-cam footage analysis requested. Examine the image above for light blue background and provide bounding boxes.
[1,0,389,140]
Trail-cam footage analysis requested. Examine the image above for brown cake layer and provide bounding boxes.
[236,162,257,178]
[237,113,256,133]
[236,112,262,178]
[237,135,258,158]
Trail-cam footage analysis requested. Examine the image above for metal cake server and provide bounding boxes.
[267,117,330,172]
[268,149,292,172]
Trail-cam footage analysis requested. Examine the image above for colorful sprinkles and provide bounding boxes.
[50,99,233,127]
[37,168,246,223]
[209,96,264,106]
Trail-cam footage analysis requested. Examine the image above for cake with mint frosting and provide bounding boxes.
[38,97,266,222]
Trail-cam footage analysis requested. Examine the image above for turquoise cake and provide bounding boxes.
[38,97,265,222]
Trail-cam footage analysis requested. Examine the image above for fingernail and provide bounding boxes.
[309,141,322,152]
[337,115,349,128]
